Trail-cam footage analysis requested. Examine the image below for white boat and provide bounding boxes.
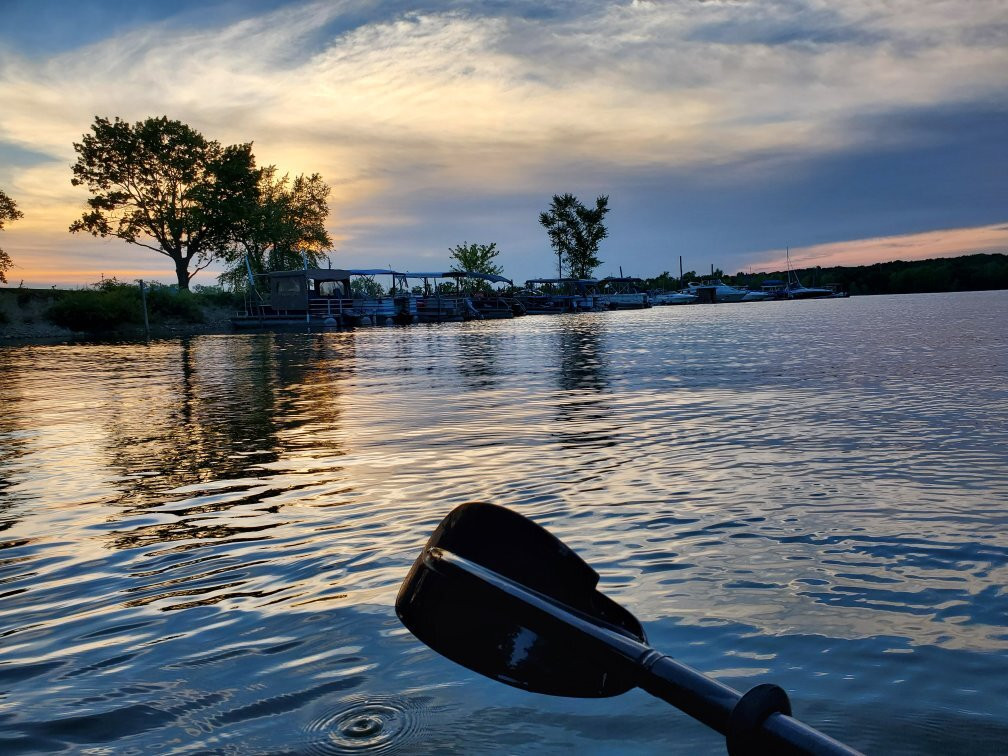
[741,290,771,302]
[685,279,749,303]
[600,277,651,309]
[652,291,697,305]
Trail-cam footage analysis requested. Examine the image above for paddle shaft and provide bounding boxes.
[429,548,861,756]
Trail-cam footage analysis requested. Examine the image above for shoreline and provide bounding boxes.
[0,286,238,343]
[0,318,236,344]
[4,287,1006,345]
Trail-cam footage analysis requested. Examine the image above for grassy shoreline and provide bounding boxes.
[0,286,238,342]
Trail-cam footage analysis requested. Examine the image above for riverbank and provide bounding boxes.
[0,286,235,342]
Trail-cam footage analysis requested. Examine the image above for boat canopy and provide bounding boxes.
[343,269,400,277]
[260,268,354,309]
[401,271,511,284]
[525,278,600,285]
[263,268,352,281]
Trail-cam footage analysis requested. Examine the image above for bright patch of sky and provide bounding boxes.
[0,0,1006,286]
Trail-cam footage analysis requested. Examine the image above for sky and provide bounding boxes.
[0,0,1006,288]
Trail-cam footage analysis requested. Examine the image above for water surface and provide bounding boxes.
[1,291,1007,753]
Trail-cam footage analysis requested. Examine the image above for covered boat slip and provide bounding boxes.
[517,279,607,314]
[231,268,416,329]
[231,268,518,329]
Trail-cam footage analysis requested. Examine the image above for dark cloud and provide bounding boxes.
[0,142,57,171]
[687,5,882,48]
[342,100,1008,279]
[608,102,1008,267]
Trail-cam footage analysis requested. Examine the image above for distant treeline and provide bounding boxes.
[643,253,1008,295]
[761,253,1008,295]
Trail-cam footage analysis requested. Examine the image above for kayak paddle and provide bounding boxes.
[396,502,862,755]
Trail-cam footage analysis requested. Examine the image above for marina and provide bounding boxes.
[230,266,850,330]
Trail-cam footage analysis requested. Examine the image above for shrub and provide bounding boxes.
[145,285,204,323]
[42,278,234,332]
[46,284,142,331]
[191,284,242,308]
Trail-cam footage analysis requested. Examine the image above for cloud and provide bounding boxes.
[0,0,1006,285]
[753,224,1008,270]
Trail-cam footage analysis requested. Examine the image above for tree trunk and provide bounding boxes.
[174,254,190,291]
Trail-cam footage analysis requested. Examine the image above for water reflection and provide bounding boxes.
[0,354,25,531]
[455,326,507,390]
[556,317,607,393]
[551,318,617,454]
[103,334,353,508]
[94,334,361,616]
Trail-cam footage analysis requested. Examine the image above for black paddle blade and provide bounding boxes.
[395,502,646,697]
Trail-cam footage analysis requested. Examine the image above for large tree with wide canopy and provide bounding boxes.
[70,116,260,290]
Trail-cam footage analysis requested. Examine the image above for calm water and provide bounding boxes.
[1,291,1006,754]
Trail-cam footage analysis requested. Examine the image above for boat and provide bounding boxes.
[782,251,833,299]
[599,277,651,309]
[759,279,788,299]
[516,279,607,314]
[230,267,416,329]
[347,269,419,324]
[784,280,835,299]
[400,271,520,322]
[740,289,771,302]
[774,245,830,298]
[684,279,749,303]
[651,291,697,305]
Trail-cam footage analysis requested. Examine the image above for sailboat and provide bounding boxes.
[784,248,833,299]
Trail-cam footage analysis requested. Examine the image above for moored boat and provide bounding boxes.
[684,279,749,303]
[400,271,519,322]
[599,276,651,309]
[651,291,698,305]
[780,248,835,299]
[230,267,416,330]
[516,279,606,314]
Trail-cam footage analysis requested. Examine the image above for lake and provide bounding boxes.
[1,290,1006,754]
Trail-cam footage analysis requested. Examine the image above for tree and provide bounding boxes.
[350,276,384,298]
[0,189,23,284]
[646,271,676,292]
[539,193,609,279]
[70,115,260,290]
[218,168,333,290]
[449,241,503,292]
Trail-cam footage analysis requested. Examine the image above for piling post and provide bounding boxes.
[139,279,150,338]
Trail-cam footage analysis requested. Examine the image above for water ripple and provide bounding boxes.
[302,696,436,754]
